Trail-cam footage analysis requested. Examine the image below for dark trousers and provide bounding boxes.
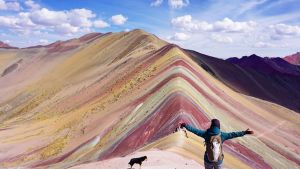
[204,161,222,169]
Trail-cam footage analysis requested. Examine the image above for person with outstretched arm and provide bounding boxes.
[179,119,254,169]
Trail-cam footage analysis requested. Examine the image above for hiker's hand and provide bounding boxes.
[245,128,254,134]
[179,122,186,128]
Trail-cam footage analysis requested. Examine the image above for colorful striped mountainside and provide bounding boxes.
[0,29,299,169]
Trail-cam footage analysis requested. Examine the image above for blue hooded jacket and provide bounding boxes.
[185,124,246,164]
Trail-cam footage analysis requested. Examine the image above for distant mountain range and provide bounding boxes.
[227,54,300,77]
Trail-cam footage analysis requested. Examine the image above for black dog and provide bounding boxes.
[128,156,147,169]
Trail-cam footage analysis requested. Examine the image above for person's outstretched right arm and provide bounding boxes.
[180,123,205,138]
[222,128,254,141]
[222,131,246,140]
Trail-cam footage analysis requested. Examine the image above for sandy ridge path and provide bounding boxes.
[69,149,204,169]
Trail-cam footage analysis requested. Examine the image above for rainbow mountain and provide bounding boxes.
[0,29,299,169]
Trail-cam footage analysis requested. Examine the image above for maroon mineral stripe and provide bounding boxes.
[100,92,210,160]
[223,141,272,169]
[0,127,11,131]
[260,138,300,165]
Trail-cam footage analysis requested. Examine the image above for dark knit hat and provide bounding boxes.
[211,119,220,129]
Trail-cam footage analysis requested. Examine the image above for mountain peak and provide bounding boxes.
[78,32,103,42]
[128,29,149,35]
[284,52,300,65]
[249,54,260,58]
[126,29,163,41]
[227,54,263,64]
[0,41,18,49]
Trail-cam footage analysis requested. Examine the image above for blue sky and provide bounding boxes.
[0,0,299,58]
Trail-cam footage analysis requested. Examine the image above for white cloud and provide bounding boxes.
[24,7,96,35]
[236,0,267,16]
[254,42,272,48]
[24,0,40,10]
[168,0,189,9]
[18,12,36,27]
[0,0,5,10]
[6,1,21,11]
[4,39,10,44]
[39,39,48,44]
[124,28,130,32]
[270,23,300,36]
[54,23,79,34]
[0,1,115,38]
[0,0,21,11]
[269,34,282,40]
[171,15,213,32]
[28,8,96,28]
[15,28,32,35]
[253,41,288,48]
[169,32,190,41]
[214,18,256,33]
[68,8,95,27]
[0,16,17,28]
[29,8,68,26]
[211,34,233,43]
[79,27,93,34]
[0,0,107,38]
[151,0,163,7]
[0,13,38,36]
[171,15,256,33]
[32,30,43,35]
[111,14,127,25]
[94,19,110,28]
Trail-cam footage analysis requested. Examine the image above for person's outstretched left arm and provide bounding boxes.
[179,123,206,138]
[222,129,254,141]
